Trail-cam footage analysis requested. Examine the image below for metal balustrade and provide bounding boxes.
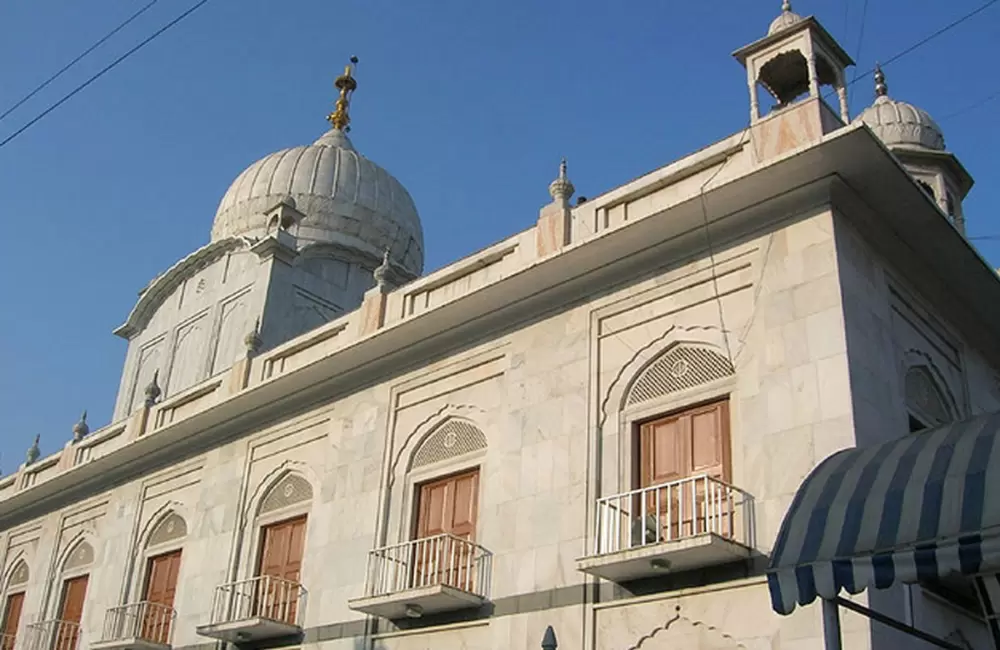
[25,620,81,650]
[363,534,492,599]
[206,575,307,628]
[594,474,756,555]
[98,601,176,646]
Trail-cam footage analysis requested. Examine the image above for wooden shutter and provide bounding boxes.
[415,468,480,541]
[256,516,307,624]
[55,576,88,650]
[639,399,729,486]
[413,468,480,592]
[1,592,24,650]
[637,399,731,540]
[142,550,181,643]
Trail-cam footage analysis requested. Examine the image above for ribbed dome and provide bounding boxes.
[854,95,945,151]
[212,129,424,276]
[768,2,803,35]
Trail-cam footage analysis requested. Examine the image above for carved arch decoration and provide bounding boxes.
[242,460,320,521]
[3,556,29,590]
[62,538,95,573]
[902,349,959,427]
[388,403,488,489]
[625,605,748,650]
[147,512,188,548]
[410,418,487,471]
[600,324,733,429]
[259,473,314,516]
[625,344,735,408]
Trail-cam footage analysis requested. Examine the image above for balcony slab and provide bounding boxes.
[348,584,485,620]
[576,532,751,583]
[91,638,169,650]
[196,618,300,644]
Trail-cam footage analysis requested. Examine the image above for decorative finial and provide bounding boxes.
[244,318,262,354]
[548,157,575,203]
[26,435,40,466]
[144,370,162,407]
[541,626,558,650]
[373,248,391,289]
[72,411,89,443]
[327,56,359,132]
[874,63,888,98]
[781,0,792,11]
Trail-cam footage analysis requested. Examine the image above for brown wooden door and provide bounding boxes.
[1,592,24,650]
[257,516,307,624]
[638,400,730,541]
[414,468,480,592]
[55,576,88,650]
[141,550,181,643]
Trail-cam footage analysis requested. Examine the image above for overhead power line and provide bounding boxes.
[938,88,1000,122]
[853,0,998,88]
[822,0,998,109]
[0,0,159,124]
[0,0,212,151]
[847,0,870,113]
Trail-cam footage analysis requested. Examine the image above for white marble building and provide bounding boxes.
[2,4,998,650]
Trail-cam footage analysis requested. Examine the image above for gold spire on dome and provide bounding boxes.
[327,56,359,131]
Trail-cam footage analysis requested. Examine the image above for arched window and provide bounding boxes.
[405,418,489,596]
[49,539,93,649]
[133,513,187,644]
[624,344,736,549]
[248,473,313,626]
[1,560,29,650]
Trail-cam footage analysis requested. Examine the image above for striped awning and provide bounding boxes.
[767,412,1000,615]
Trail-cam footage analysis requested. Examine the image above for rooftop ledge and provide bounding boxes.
[3,121,999,527]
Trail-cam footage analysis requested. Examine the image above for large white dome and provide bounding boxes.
[212,128,424,276]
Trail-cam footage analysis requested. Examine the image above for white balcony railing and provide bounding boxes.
[26,620,81,650]
[207,575,307,628]
[594,474,756,555]
[363,534,492,599]
[1,633,15,650]
[99,601,176,646]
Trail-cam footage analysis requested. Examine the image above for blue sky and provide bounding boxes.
[0,0,997,470]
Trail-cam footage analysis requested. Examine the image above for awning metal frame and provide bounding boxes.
[822,596,968,650]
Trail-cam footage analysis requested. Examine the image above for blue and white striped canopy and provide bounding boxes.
[767,412,1000,615]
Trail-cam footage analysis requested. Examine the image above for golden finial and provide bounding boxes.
[327,56,359,131]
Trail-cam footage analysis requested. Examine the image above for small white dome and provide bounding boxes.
[768,1,804,35]
[854,96,945,151]
[212,128,424,276]
[853,67,945,152]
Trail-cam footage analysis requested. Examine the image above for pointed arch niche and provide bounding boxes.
[399,416,489,548]
[1,558,29,650]
[125,510,189,630]
[606,341,737,497]
[234,469,315,614]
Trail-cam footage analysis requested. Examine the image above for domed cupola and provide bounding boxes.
[768,0,804,35]
[854,65,945,151]
[854,65,973,234]
[211,61,424,277]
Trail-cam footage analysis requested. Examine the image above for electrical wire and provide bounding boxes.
[823,0,998,105]
[0,0,159,124]
[938,88,1000,122]
[0,0,212,151]
[847,0,870,113]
